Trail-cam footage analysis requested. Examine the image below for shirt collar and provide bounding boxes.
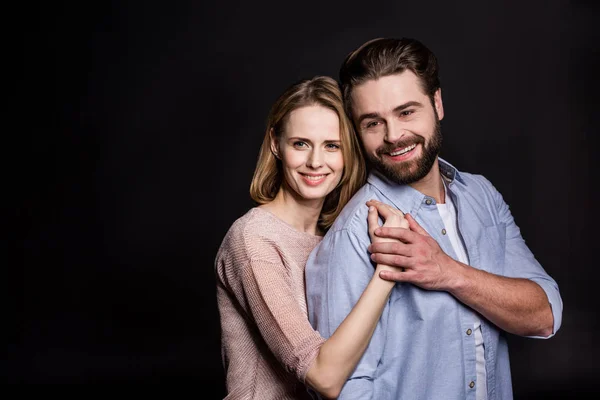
[438,157,462,185]
[366,157,463,216]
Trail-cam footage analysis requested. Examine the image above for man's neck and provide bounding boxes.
[408,158,446,204]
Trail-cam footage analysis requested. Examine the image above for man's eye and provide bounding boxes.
[366,121,379,128]
[401,110,414,116]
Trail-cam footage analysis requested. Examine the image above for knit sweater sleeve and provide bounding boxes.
[216,211,326,384]
[238,256,325,383]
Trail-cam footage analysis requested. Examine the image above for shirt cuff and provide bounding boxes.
[526,277,563,339]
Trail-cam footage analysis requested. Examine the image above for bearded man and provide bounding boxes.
[305,37,562,400]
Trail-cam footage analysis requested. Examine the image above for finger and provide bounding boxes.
[374,226,418,243]
[379,269,415,282]
[370,253,414,268]
[383,265,407,274]
[366,199,384,206]
[385,216,409,230]
[366,199,391,208]
[368,241,413,257]
[366,199,403,214]
[366,199,391,212]
[405,214,430,237]
[369,202,404,221]
[367,205,380,237]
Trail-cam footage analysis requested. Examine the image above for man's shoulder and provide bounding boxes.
[306,184,378,276]
[450,166,499,199]
[328,182,384,235]
[439,158,495,191]
[456,170,488,184]
[450,168,506,223]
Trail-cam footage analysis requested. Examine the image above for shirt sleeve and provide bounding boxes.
[306,228,390,399]
[235,255,326,382]
[484,176,563,338]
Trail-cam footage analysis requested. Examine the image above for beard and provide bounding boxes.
[366,116,442,185]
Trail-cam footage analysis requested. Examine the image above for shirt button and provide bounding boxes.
[466,328,472,335]
[425,199,432,205]
[441,228,447,235]
[469,381,475,389]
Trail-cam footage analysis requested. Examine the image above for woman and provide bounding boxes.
[215,76,406,399]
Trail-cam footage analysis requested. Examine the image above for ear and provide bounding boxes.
[269,128,280,159]
[433,88,444,121]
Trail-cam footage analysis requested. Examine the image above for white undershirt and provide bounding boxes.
[437,182,487,400]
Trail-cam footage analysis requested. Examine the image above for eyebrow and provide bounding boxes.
[356,101,425,125]
[287,137,341,143]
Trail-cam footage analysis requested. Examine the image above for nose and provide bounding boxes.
[307,148,324,169]
[384,120,405,143]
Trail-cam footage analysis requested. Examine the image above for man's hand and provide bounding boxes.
[367,213,461,292]
[367,209,555,337]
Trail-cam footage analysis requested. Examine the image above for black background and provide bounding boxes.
[12,0,599,397]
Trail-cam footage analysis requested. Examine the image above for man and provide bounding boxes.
[305,37,562,400]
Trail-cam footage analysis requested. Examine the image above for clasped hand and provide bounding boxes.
[366,200,456,292]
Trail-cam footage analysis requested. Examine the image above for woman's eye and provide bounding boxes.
[293,141,307,148]
[326,143,340,150]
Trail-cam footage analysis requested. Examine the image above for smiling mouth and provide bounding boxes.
[388,144,417,156]
[300,173,328,181]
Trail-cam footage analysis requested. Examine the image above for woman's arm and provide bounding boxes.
[304,202,406,399]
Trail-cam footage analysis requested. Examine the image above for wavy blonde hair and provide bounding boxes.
[250,76,365,231]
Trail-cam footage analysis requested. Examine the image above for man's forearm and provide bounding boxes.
[448,258,554,337]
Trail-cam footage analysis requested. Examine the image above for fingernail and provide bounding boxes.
[374,228,381,234]
[369,206,375,212]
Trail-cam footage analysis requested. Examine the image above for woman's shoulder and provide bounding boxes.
[217,207,282,260]
[220,207,262,244]
[219,207,321,263]
[227,207,278,238]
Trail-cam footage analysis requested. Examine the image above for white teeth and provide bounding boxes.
[389,144,416,156]
[303,174,326,181]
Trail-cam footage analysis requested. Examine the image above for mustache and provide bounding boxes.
[376,137,425,156]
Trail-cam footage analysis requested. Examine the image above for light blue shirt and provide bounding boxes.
[305,158,563,400]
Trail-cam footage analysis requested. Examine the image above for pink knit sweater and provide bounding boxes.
[215,207,326,399]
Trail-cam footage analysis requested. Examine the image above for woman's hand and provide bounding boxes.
[366,200,408,274]
[366,199,408,244]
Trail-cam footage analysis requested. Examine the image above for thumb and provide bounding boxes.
[405,214,430,237]
[367,205,380,240]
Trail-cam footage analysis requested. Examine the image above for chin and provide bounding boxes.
[300,191,329,202]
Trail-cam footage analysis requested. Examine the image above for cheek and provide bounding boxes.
[415,116,436,135]
[360,134,380,154]
[328,152,344,174]
[281,151,305,169]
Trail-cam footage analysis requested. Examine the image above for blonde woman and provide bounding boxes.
[215,76,406,399]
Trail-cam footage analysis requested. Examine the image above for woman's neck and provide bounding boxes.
[260,188,324,236]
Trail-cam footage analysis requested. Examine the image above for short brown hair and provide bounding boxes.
[249,76,366,231]
[339,37,441,118]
